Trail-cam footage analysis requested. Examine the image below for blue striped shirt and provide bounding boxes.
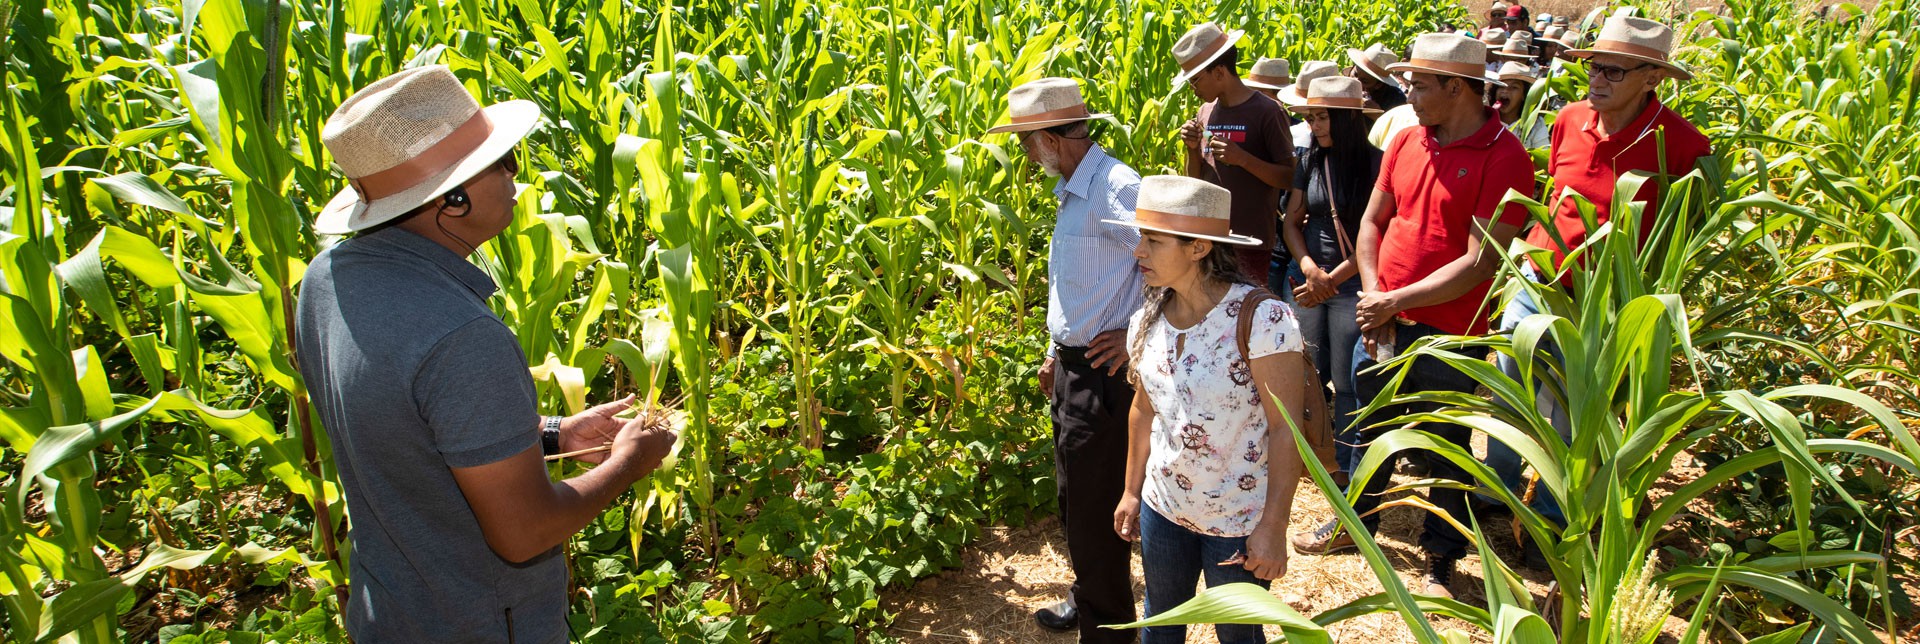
[1049,144,1146,350]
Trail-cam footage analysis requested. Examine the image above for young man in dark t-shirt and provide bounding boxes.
[1172,23,1296,283]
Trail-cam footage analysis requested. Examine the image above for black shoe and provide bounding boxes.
[1521,538,1552,570]
[1422,554,1460,599]
[1034,599,1077,632]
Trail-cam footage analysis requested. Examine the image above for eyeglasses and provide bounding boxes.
[497,146,521,176]
[1585,60,1655,82]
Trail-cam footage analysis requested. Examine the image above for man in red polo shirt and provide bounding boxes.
[1482,15,1710,558]
[1289,33,1533,601]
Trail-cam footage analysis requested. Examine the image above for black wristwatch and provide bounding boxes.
[540,416,562,455]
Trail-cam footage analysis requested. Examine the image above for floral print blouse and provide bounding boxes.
[1129,283,1303,537]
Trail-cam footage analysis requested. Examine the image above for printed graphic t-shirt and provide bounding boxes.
[1197,93,1295,249]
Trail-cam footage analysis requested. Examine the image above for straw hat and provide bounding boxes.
[1389,33,1507,87]
[1496,61,1539,84]
[1102,175,1260,246]
[1492,32,1536,60]
[985,77,1113,134]
[314,66,537,235]
[1490,1,1511,13]
[1567,15,1691,80]
[1171,23,1245,87]
[1346,43,1400,85]
[1536,25,1572,48]
[1243,58,1293,91]
[1284,76,1385,115]
[1278,61,1342,106]
[1480,27,1509,46]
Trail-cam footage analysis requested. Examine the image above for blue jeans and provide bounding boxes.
[1484,270,1571,525]
[1140,504,1270,644]
[1292,279,1363,474]
[1349,322,1485,559]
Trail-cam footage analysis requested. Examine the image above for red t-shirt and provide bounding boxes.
[1375,109,1536,335]
[1527,95,1712,275]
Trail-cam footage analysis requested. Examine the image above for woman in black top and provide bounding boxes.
[1279,76,1383,479]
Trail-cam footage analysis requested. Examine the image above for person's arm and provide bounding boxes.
[1241,300,1307,581]
[1182,112,1209,179]
[1361,217,1522,318]
[1281,188,1313,271]
[1114,386,1156,542]
[451,421,674,563]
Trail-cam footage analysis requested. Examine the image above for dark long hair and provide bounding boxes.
[1306,109,1378,222]
[1126,236,1251,381]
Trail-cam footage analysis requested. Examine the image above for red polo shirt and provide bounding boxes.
[1375,109,1536,335]
[1527,95,1711,275]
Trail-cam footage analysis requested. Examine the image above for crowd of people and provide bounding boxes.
[1012,8,1711,643]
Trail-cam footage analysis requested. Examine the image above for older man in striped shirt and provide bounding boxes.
[990,77,1145,642]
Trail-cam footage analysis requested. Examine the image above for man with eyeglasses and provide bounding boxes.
[989,77,1144,641]
[1482,15,1711,568]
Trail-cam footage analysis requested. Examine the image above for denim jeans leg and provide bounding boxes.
[1348,332,1407,535]
[1323,284,1363,468]
[1484,280,1570,526]
[1140,504,1201,644]
[1197,534,1271,644]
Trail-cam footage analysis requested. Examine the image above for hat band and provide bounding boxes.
[348,110,494,203]
[1306,96,1366,109]
[1136,208,1231,238]
[1179,35,1229,73]
[1405,58,1487,78]
[1589,39,1670,62]
[1009,104,1091,125]
[1249,73,1289,86]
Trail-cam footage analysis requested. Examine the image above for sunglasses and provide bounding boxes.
[497,146,521,175]
[1585,60,1655,82]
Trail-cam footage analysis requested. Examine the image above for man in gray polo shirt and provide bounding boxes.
[297,66,676,643]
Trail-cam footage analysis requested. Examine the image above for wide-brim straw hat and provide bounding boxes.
[1566,15,1692,80]
[1172,23,1245,87]
[1536,26,1572,48]
[1493,34,1536,60]
[1102,175,1260,246]
[1389,33,1507,87]
[1346,43,1400,85]
[1284,76,1385,116]
[315,66,537,234]
[1496,61,1539,84]
[1244,57,1292,91]
[1278,60,1343,107]
[985,77,1114,134]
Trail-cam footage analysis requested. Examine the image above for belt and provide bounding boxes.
[1055,344,1095,365]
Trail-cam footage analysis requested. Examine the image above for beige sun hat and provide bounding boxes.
[985,77,1114,134]
[1389,33,1507,87]
[1566,15,1692,80]
[1346,43,1400,85]
[1102,175,1260,246]
[1243,58,1293,91]
[1278,61,1342,107]
[1496,61,1539,84]
[1480,27,1509,46]
[314,66,537,235]
[1284,76,1385,116]
[1493,33,1536,60]
[1171,23,1246,87]
[1536,25,1572,48]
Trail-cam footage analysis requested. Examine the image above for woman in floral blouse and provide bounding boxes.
[1106,175,1308,644]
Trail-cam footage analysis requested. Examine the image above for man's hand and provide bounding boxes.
[1355,289,1402,331]
[1208,137,1251,167]
[1180,120,1206,152]
[1039,356,1057,402]
[558,395,635,463]
[1294,263,1337,309]
[607,414,678,479]
[1243,519,1290,580]
[1084,329,1131,376]
[1361,324,1396,363]
[1114,493,1142,542]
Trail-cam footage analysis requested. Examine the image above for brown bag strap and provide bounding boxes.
[1322,157,1357,260]
[1236,287,1280,362]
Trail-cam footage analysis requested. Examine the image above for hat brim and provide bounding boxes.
[1276,86,1310,106]
[1099,218,1263,246]
[1492,50,1536,61]
[1243,78,1288,91]
[314,100,541,235]
[1345,48,1395,84]
[1565,48,1693,80]
[1386,62,1508,87]
[985,113,1114,135]
[1172,30,1245,87]
[1285,102,1384,116]
[1535,37,1570,48]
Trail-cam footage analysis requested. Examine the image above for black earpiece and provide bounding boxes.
[440,187,470,215]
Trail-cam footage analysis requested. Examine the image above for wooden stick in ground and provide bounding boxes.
[545,443,613,462]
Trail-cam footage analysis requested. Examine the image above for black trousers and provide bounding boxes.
[1350,322,1485,560]
[1053,345,1138,643]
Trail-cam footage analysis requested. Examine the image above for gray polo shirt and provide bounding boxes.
[296,226,566,643]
